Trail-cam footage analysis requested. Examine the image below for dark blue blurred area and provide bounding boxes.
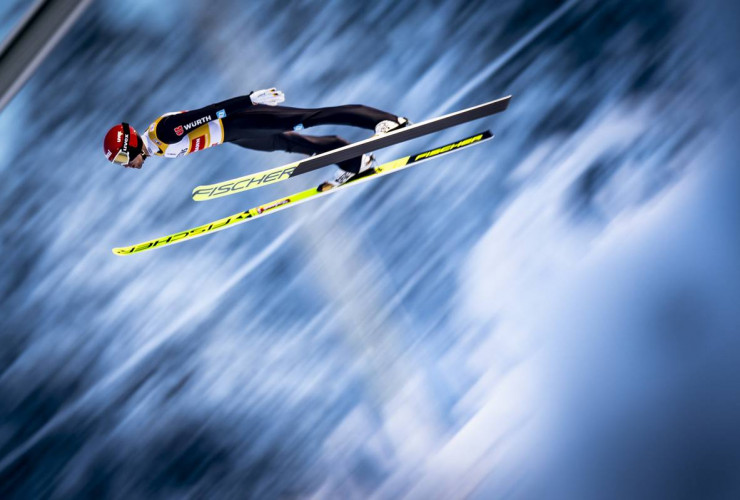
[0,2,28,42]
[0,0,738,498]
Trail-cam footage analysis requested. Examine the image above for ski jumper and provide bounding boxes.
[141,95,399,173]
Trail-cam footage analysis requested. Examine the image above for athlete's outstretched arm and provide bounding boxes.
[154,89,283,144]
[154,96,250,144]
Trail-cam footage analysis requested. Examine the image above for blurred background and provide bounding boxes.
[0,0,738,498]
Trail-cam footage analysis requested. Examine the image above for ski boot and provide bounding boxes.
[318,153,375,192]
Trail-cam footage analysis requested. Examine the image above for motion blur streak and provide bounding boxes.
[0,0,738,498]
[0,222,301,477]
[433,0,581,115]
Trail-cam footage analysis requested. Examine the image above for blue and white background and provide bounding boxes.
[1,0,739,498]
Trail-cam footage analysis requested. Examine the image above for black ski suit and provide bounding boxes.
[153,94,399,173]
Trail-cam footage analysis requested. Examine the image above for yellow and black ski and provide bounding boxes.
[191,96,510,201]
[113,131,493,255]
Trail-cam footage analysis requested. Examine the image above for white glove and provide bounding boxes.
[250,88,285,106]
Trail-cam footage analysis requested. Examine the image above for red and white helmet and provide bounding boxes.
[103,123,143,165]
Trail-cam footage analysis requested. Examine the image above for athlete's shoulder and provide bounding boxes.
[151,111,186,145]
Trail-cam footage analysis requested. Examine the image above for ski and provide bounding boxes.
[191,95,511,201]
[113,131,493,255]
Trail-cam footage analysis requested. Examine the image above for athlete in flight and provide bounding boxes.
[102,88,409,188]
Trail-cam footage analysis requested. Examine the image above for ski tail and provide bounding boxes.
[114,131,493,256]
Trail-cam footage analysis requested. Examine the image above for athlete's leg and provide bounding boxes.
[223,104,398,139]
[229,132,282,152]
[274,132,363,173]
[297,104,398,130]
[226,130,362,173]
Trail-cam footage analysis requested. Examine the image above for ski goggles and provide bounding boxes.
[112,150,131,165]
